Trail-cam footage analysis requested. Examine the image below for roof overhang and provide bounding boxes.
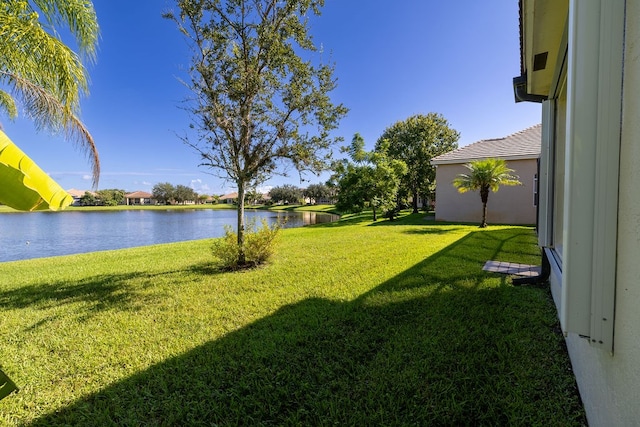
[432,154,540,166]
[514,0,568,102]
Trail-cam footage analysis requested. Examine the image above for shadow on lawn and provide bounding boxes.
[0,272,151,313]
[0,267,201,320]
[27,229,584,426]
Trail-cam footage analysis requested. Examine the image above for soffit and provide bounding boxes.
[521,0,568,96]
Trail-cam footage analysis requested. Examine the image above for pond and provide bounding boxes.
[0,209,339,263]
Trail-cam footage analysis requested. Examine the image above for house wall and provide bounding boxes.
[433,158,537,225]
[561,2,640,425]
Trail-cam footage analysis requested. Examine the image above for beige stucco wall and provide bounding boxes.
[433,158,537,225]
[563,3,640,425]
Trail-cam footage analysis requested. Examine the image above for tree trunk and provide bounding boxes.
[481,201,488,228]
[412,190,419,214]
[480,187,489,228]
[237,180,246,265]
[372,206,377,221]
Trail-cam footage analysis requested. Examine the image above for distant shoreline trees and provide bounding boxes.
[152,182,198,205]
[269,184,303,205]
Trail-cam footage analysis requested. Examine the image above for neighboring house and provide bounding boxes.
[515,1,640,425]
[303,196,335,205]
[315,196,335,205]
[260,193,271,204]
[219,192,238,204]
[124,191,155,205]
[66,188,93,206]
[430,125,541,225]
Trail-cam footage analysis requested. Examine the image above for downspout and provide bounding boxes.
[513,249,551,286]
[513,74,548,103]
[512,72,549,285]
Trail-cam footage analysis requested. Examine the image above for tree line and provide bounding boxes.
[328,113,459,220]
[268,113,460,215]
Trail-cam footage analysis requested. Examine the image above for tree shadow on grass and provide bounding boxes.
[0,272,150,312]
[0,267,201,320]
[367,212,436,227]
[309,211,375,227]
[25,230,584,426]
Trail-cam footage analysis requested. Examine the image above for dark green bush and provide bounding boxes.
[212,219,281,270]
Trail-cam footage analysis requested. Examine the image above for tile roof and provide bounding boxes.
[125,191,153,198]
[431,124,541,165]
[219,192,238,200]
[67,188,92,198]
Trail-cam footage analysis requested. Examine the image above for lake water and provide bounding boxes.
[0,209,339,263]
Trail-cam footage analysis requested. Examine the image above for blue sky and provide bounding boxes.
[6,0,541,195]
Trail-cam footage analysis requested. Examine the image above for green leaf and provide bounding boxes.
[0,130,73,211]
[0,369,18,401]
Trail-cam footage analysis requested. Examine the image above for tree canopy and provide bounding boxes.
[165,0,347,266]
[174,184,197,204]
[376,113,459,213]
[303,183,333,204]
[95,189,125,206]
[152,182,176,205]
[332,133,406,221]
[0,0,101,186]
[452,158,521,228]
[269,184,303,205]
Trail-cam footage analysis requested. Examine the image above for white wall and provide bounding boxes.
[434,159,537,225]
[563,2,640,425]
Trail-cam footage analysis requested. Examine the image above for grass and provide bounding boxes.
[264,203,341,214]
[0,212,586,425]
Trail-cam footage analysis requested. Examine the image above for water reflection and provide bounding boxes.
[0,209,338,262]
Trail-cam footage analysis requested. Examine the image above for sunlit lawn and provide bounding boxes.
[0,212,586,425]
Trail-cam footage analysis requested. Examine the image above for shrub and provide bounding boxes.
[212,219,282,270]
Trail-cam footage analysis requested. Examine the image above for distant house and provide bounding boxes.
[124,191,155,205]
[66,188,92,206]
[430,125,541,225]
[219,192,238,205]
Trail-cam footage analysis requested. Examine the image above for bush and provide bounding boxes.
[212,219,282,270]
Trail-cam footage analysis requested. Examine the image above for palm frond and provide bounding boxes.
[0,4,89,107]
[0,71,100,186]
[453,158,521,194]
[29,0,99,60]
[0,90,17,120]
[0,0,99,186]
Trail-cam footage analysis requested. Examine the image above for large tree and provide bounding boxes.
[0,0,100,186]
[152,182,176,205]
[376,113,459,213]
[332,133,406,221]
[269,184,302,205]
[452,158,521,228]
[165,0,347,266]
[95,189,125,206]
[174,184,197,204]
[303,182,332,204]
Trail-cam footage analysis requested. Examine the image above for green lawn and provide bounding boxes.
[0,213,586,425]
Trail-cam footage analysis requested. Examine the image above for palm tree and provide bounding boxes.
[0,0,100,186]
[452,158,521,228]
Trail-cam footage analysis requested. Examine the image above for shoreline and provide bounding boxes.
[0,203,341,216]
